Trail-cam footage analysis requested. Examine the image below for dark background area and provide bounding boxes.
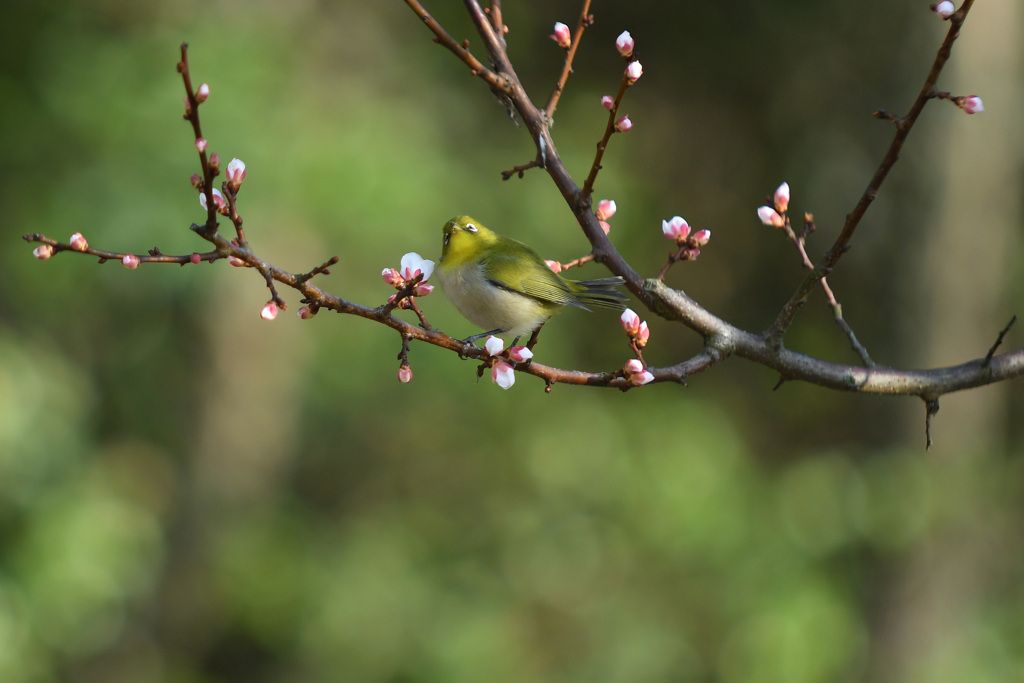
[1,1,1022,681]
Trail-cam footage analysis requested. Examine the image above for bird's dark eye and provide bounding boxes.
[466,223,477,233]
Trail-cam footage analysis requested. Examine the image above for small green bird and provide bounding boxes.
[437,215,628,344]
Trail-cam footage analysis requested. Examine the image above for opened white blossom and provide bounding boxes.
[400,252,434,281]
[662,216,690,241]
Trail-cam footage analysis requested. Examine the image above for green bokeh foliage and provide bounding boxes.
[1,1,1022,681]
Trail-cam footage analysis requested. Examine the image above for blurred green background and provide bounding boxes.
[2,1,1023,681]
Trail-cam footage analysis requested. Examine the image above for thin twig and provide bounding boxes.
[821,0,975,271]
[544,0,593,118]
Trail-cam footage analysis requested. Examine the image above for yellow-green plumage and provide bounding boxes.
[437,215,627,341]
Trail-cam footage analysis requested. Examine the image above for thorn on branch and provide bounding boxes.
[924,398,940,449]
[984,315,1017,365]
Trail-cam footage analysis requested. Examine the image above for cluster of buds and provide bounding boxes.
[596,198,617,235]
[620,308,650,349]
[382,252,435,308]
[757,182,790,228]
[620,308,654,385]
[622,358,655,386]
[662,216,711,261]
[484,335,533,390]
[600,31,641,133]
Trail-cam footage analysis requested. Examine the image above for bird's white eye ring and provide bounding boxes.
[466,223,477,233]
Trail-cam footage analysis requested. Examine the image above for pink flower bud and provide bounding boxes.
[33,244,54,260]
[508,346,533,363]
[485,335,505,357]
[614,115,633,133]
[692,229,711,246]
[625,60,643,84]
[757,206,785,227]
[596,199,617,221]
[195,137,208,153]
[209,153,220,172]
[551,22,572,49]
[620,308,641,336]
[228,255,246,267]
[601,95,614,111]
[260,301,279,321]
[615,31,634,58]
[413,282,434,297]
[630,370,655,386]
[199,188,226,211]
[492,360,516,389]
[662,216,690,241]
[960,95,984,114]
[382,267,403,287]
[599,220,611,235]
[545,260,563,273]
[774,182,790,213]
[191,252,202,264]
[195,83,210,103]
[183,97,192,116]
[70,232,88,252]
[623,358,644,375]
[297,305,317,319]
[931,1,955,19]
[190,173,202,189]
[636,321,650,348]
[226,158,246,186]
[122,254,140,269]
[397,362,413,384]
